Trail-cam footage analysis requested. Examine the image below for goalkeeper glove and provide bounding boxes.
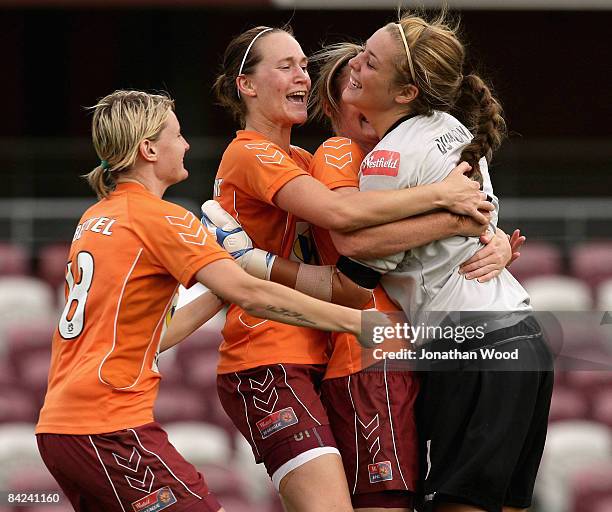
[201,200,275,280]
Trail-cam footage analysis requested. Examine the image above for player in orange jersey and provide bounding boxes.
[35,90,379,512]
[200,25,501,512]
[202,41,523,511]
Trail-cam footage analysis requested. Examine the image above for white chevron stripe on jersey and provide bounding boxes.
[244,142,285,165]
[245,142,273,151]
[324,151,353,170]
[255,150,285,165]
[323,137,352,150]
[165,211,208,246]
[125,466,155,493]
[249,368,274,392]
[112,447,141,472]
[368,437,381,463]
[253,388,279,414]
[357,413,380,440]
[165,211,196,229]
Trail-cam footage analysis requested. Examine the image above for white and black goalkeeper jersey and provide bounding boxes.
[357,110,530,326]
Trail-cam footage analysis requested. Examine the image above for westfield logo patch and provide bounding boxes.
[361,150,400,176]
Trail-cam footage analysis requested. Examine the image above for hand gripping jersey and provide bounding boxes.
[214,130,328,374]
[357,112,530,328]
[309,137,401,379]
[36,183,232,435]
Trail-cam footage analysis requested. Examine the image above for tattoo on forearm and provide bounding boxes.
[264,305,316,326]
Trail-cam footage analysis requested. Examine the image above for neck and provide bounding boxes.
[366,108,413,140]
[116,166,167,198]
[245,117,293,153]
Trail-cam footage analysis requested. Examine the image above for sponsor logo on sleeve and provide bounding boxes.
[256,406,298,439]
[131,486,177,512]
[361,151,400,176]
[368,461,394,484]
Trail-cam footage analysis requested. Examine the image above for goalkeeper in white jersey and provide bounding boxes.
[333,12,553,512]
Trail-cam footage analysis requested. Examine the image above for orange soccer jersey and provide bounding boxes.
[214,130,328,374]
[36,182,232,435]
[309,137,401,379]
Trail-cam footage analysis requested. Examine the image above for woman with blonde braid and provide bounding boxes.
[204,24,495,512]
[339,12,553,512]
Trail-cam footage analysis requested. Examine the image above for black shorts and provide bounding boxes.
[416,316,554,512]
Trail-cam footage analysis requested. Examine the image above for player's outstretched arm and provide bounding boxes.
[274,162,493,233]
[202,200,372,309]
[159,291,224,353]
[195,259,362,336]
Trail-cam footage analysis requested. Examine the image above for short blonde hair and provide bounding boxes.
[84,90,175,199]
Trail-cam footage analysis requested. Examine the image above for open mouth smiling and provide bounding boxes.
[287,91,307,103]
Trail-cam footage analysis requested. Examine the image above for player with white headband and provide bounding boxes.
[181,23,498,512]
[199,40,525,511]
[337,12,553,512]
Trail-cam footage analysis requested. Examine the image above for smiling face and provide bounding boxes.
[152,110,190,187]
[333,65,379,153]
[241,31,311,127]
[342,27,405,125]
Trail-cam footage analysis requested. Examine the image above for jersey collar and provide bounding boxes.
[382,113,419,140]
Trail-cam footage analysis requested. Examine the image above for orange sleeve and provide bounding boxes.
[133,197,232,288]
[309,137,362,190]
[230,141,310,204]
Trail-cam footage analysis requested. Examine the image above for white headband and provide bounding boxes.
[237,27,274,98]
[395,23,416,83]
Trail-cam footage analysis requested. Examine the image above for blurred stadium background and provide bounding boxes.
[0,0,611,510]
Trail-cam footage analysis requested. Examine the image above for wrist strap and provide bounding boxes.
[336,256,382,289]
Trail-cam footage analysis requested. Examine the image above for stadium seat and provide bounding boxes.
[153,384,209,424]
[594,496,612,512]
[506,241,563,284]
[0,277,55,348]
[164,421,232,466]
[233,433,277,503]
[180,350,219,392]
[0,389,39,423]
[37,243,70,290]
[597,278,612,310]
[17,352,51,407]
[534,420,612,512]
[592,389,612,428]
[571,242,612,291]
[0,423,42,489]
[523,275,593,311]
[174,324,224,361]
[566,371,612,401]
[0,243,29,276]
[570,461,612,512]
[6,320,54,366]
[548,386,589,423]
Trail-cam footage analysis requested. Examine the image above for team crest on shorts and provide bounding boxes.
[256,406,298,439]
[368,461,393,484]
[131,486,177,512]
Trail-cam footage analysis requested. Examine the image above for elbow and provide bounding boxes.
[233,278,267,314]
[333,232,368,259]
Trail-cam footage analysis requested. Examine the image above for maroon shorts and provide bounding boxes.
[37,422,221,512]
[321,362,420,509]
[217,364,337,480]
